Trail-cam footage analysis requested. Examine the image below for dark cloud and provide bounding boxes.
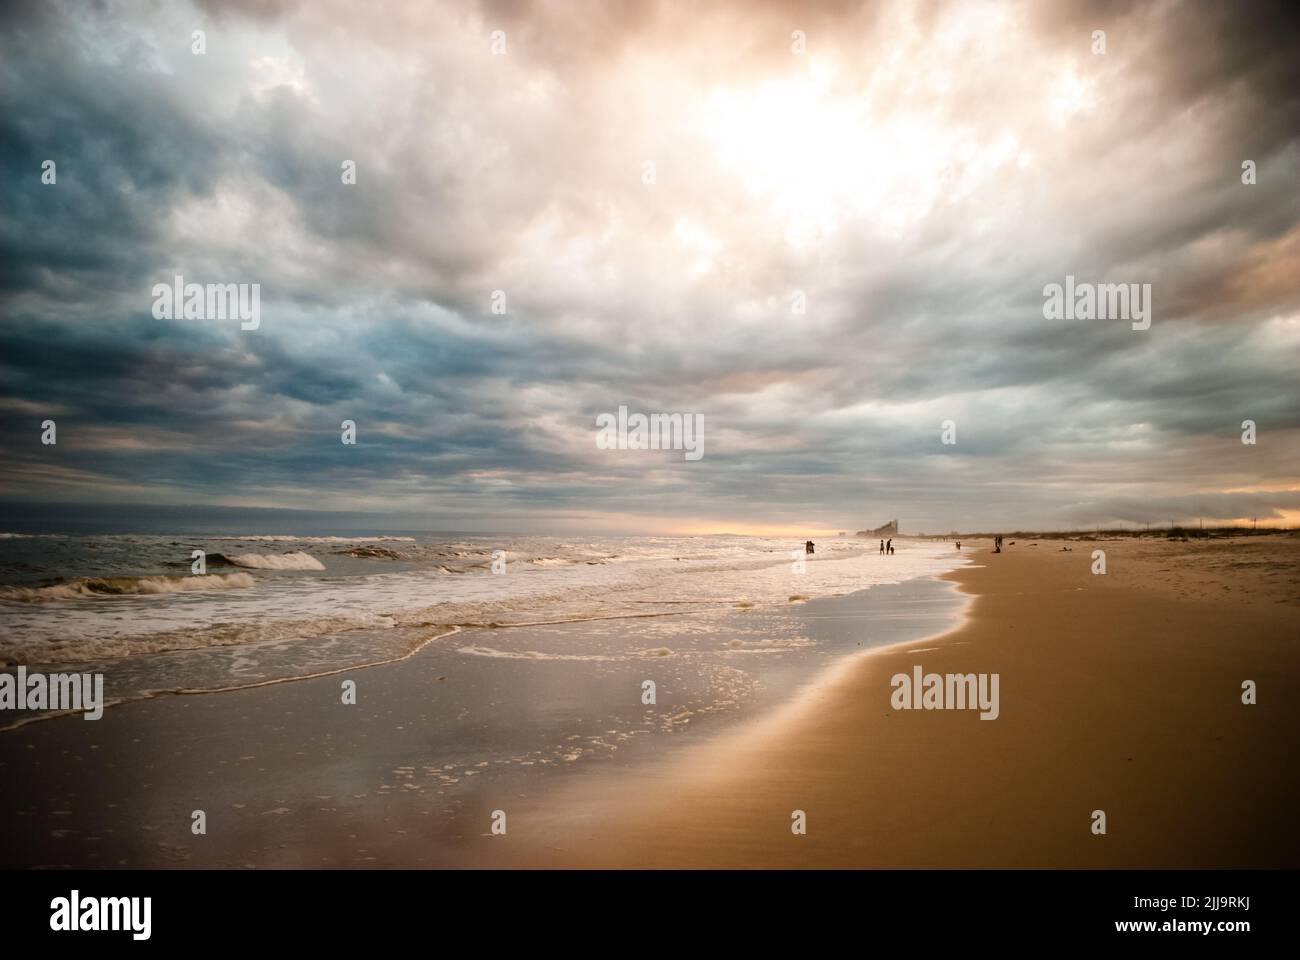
[1,0,1297,532]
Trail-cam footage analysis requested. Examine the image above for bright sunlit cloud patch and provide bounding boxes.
[699,66,1027,243]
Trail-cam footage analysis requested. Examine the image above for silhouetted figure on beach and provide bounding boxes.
[886,538,894,555]
[879,539,885,554]
[994,535,1002,554]
[956,541,961,550]
[805,540,815,555]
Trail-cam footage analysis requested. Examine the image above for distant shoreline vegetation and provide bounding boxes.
[907,527,1294,540]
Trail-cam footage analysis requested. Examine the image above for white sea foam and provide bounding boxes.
[226,551,325,570]
[1,536,966,669]
[456,645,678,661]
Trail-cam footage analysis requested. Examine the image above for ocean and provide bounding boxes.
[0,532,968,728]
[0,530,973,866]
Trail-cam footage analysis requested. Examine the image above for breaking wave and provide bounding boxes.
[0,535,969,681]
[225,551,325,571]
[0,572,256,601]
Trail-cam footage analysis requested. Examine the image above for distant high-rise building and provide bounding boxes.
[855,519,898,537]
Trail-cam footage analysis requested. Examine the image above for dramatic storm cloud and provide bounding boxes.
[1,0,1298,533]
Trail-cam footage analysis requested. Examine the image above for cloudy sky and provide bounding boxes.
[2,0,1298,535]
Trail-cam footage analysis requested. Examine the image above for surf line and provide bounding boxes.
[0,628,466,733]
[166,607,718,696]
[0,606,718,731]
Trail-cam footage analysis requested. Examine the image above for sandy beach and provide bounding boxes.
[477,536,1300,868]
[2,535,1296,869]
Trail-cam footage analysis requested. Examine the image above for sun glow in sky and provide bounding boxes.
[703,70,952,241]
[667,519,846,538]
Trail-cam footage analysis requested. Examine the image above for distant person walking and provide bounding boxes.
[956,541,961,550]
[886,538,894,555]
[805,540,815,555]
[879,539,885,554]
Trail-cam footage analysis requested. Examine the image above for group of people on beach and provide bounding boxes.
[879,538,894,555]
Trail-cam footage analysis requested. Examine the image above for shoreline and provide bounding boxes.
[1,536,1295,868]
[479,537,1300,868]
[0,537,959,723]
[0,565,967,868]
